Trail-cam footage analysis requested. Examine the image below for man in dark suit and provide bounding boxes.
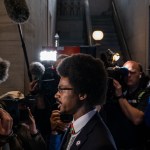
[54,53,117,150]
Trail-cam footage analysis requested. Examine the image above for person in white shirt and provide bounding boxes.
[54,53,117,150]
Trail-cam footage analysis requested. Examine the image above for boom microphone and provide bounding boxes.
[4,0,30,23]
[0,58,10,84]
[30,62,45,80]
[4,0,31,81]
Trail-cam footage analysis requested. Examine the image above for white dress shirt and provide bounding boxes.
[66,109,97,150]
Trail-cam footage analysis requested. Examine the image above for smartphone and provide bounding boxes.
[60,113,73,123]
[51,103,73,123]
[51,103,59,110]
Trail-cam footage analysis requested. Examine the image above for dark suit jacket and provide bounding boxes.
[60,112,117,150]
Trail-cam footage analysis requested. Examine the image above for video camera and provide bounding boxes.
[38,67,59,96]
[30,61,59,97]
[106,66,128,102]
[0,95,36,126]
[51,102,73,123]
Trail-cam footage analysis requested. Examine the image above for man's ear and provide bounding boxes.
[79,94,87,101]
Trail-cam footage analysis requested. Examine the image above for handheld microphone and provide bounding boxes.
[0,58,10,84]
[30,62,45,80]
[4,0,30,23]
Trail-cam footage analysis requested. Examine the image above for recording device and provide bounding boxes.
[0,58,10,84]
[30,61,59,96]
[60,113,73,123]
[106,66,128,102]
[107,66,128,82]
[0,95,36,126]
[51,103,73,123]
[39,67,60,96]
[30,61,45,80]
[4,0,30,23]
[4,0,32,81]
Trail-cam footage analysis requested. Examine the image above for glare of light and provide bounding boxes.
[40,50,57,61]
[107,49,120,62]
[112,53,120,62]
[54,33,59,47]
[92,30,104,40]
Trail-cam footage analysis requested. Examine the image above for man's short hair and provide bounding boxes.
[123,60,143,72]
[57,53,108,106]
[54,54,69,68]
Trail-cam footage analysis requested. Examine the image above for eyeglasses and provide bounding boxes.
[57,86,73,93]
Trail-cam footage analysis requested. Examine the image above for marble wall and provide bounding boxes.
[0,0,51,95]
[114,0,150,73]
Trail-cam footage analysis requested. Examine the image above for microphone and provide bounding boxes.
[30,62,45,80]
[4,0,30,23]
[4,0,31,81]
[0,58,10,84]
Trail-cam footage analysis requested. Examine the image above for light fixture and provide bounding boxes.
[92,30,104,41]
[112,53,120,62]
[40,47,57,61]
[54,33,59,47]
[107,49,120,63]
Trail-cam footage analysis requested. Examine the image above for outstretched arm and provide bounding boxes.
[113,79,144,125]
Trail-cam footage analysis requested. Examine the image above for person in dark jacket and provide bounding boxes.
[55,53,117,150]
[101,60,150,150]
[0,106,46,150]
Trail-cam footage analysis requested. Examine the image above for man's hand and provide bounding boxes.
[29,80,39,94]
[0,108,13,136]
[50,110,69,133]
[22,108,38,135]
[113,79,123,97]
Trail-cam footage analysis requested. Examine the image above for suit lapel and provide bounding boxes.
[70,113,99,150]
[60,127,70,150]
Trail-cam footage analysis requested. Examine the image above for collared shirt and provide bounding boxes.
[66,109,97,150]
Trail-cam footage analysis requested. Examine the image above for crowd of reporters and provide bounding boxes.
[101,60,150,150]
[0,55,150,150]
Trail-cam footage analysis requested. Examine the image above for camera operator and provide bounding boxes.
[0,57,46,150]
[100,60,150,150]
[0,104,46,150]
[29,54,70,150]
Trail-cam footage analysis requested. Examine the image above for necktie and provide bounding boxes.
[62,123,75,150]
[70,123,75,135]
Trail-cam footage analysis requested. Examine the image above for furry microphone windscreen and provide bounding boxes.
[30,62,45,80]
[0,58,10,84]
[4,0,30,23]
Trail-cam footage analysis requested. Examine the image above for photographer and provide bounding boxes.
[29,54,70,150]
[0,57,46,150]
[101,60,150,150]
[0,105,46,150]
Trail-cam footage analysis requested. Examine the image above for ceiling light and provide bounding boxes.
[92,30,104,41]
